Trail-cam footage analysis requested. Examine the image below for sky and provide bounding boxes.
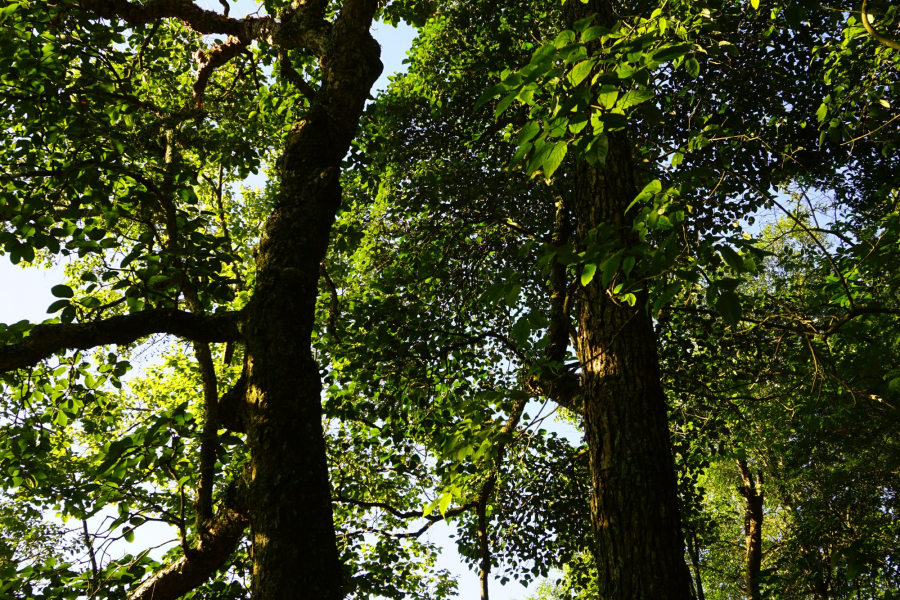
[0,4,575,599]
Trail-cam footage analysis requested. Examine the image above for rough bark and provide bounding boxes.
[239,1,382,598]
[737,460,764,600]
[565,2,694,597]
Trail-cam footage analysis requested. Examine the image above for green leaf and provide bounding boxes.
[569,113,589,134]
[47,299,70,313]
[652,282,683,314]
[719,246,744,273]
[616,89,654,109]
[530,43,557,65]
[554,30,576,48]
[438,492,453,517]
[597,84,618,109]
[123,528,135,543]
[595,113,628,130]
[601,252,623,287]
[684,57,700,78]
[652,44,693,63]
[581,263,598,286]
[510,142,532,168]
[716,291,743,326]
[543,142,568,179]
[517,121,540,145]
[567,59,596,87]
[422,498,440,518]
[626,180,662,213]
[573,15,594,32]
[640,179,662,195]
[494,91,517,118]
[51,284,74,298]
[784,4,802,28]
[474,84,505,111]
[512,316,531,346]
[526,142,554,176]
[585,134,609,167]
[582,26,607,43]
[505,283,521,306]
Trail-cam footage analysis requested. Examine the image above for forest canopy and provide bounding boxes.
[0,0,898,600]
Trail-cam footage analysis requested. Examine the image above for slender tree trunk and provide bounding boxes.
[477,499,491,600]
[564,3,694,597]
[685,530,706,600]
[812,546,832,600]
[737,460,764,600]
[242,4,382,598]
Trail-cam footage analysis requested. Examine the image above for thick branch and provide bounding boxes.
[193,342,219,527]
[278,47,318,101]
[528,198,583,413]
[862,0,900,50]
[76,0,272,39]
[75,0,330,53]
[0,309,243,372]
[193,36,248,107]
[127,474,249,600]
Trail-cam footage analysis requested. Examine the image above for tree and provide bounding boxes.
[0,0,389,598]
[3,0,900,599]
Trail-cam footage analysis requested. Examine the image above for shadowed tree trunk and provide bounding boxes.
[737,460,764,600]
[240,2,383,598]
[685,530,706,600]
[564,2,694,597]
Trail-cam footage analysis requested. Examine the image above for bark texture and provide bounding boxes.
[239,1,382,599]
[737,460,764,600]
[565,2,694,597]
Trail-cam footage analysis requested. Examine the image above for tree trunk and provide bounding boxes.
[737,460,764,600]
[241,5,382,598]
[685,530,706,600]
[565,4,693,598]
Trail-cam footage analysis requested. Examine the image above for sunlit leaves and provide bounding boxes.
[474,10,707,183]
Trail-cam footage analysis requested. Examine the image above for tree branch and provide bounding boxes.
[333,495,476,522]
[127,473,249,600]
[278,47,317,101]
[76,0,272,39]
[862,0,900,50]
[74,0,330,53]
[192,341,219,529]
[193,36,248,107]
[527,198,583,414]
[0,309,243,372]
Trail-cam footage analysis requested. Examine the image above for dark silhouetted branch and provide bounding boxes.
[0,309,243,372]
